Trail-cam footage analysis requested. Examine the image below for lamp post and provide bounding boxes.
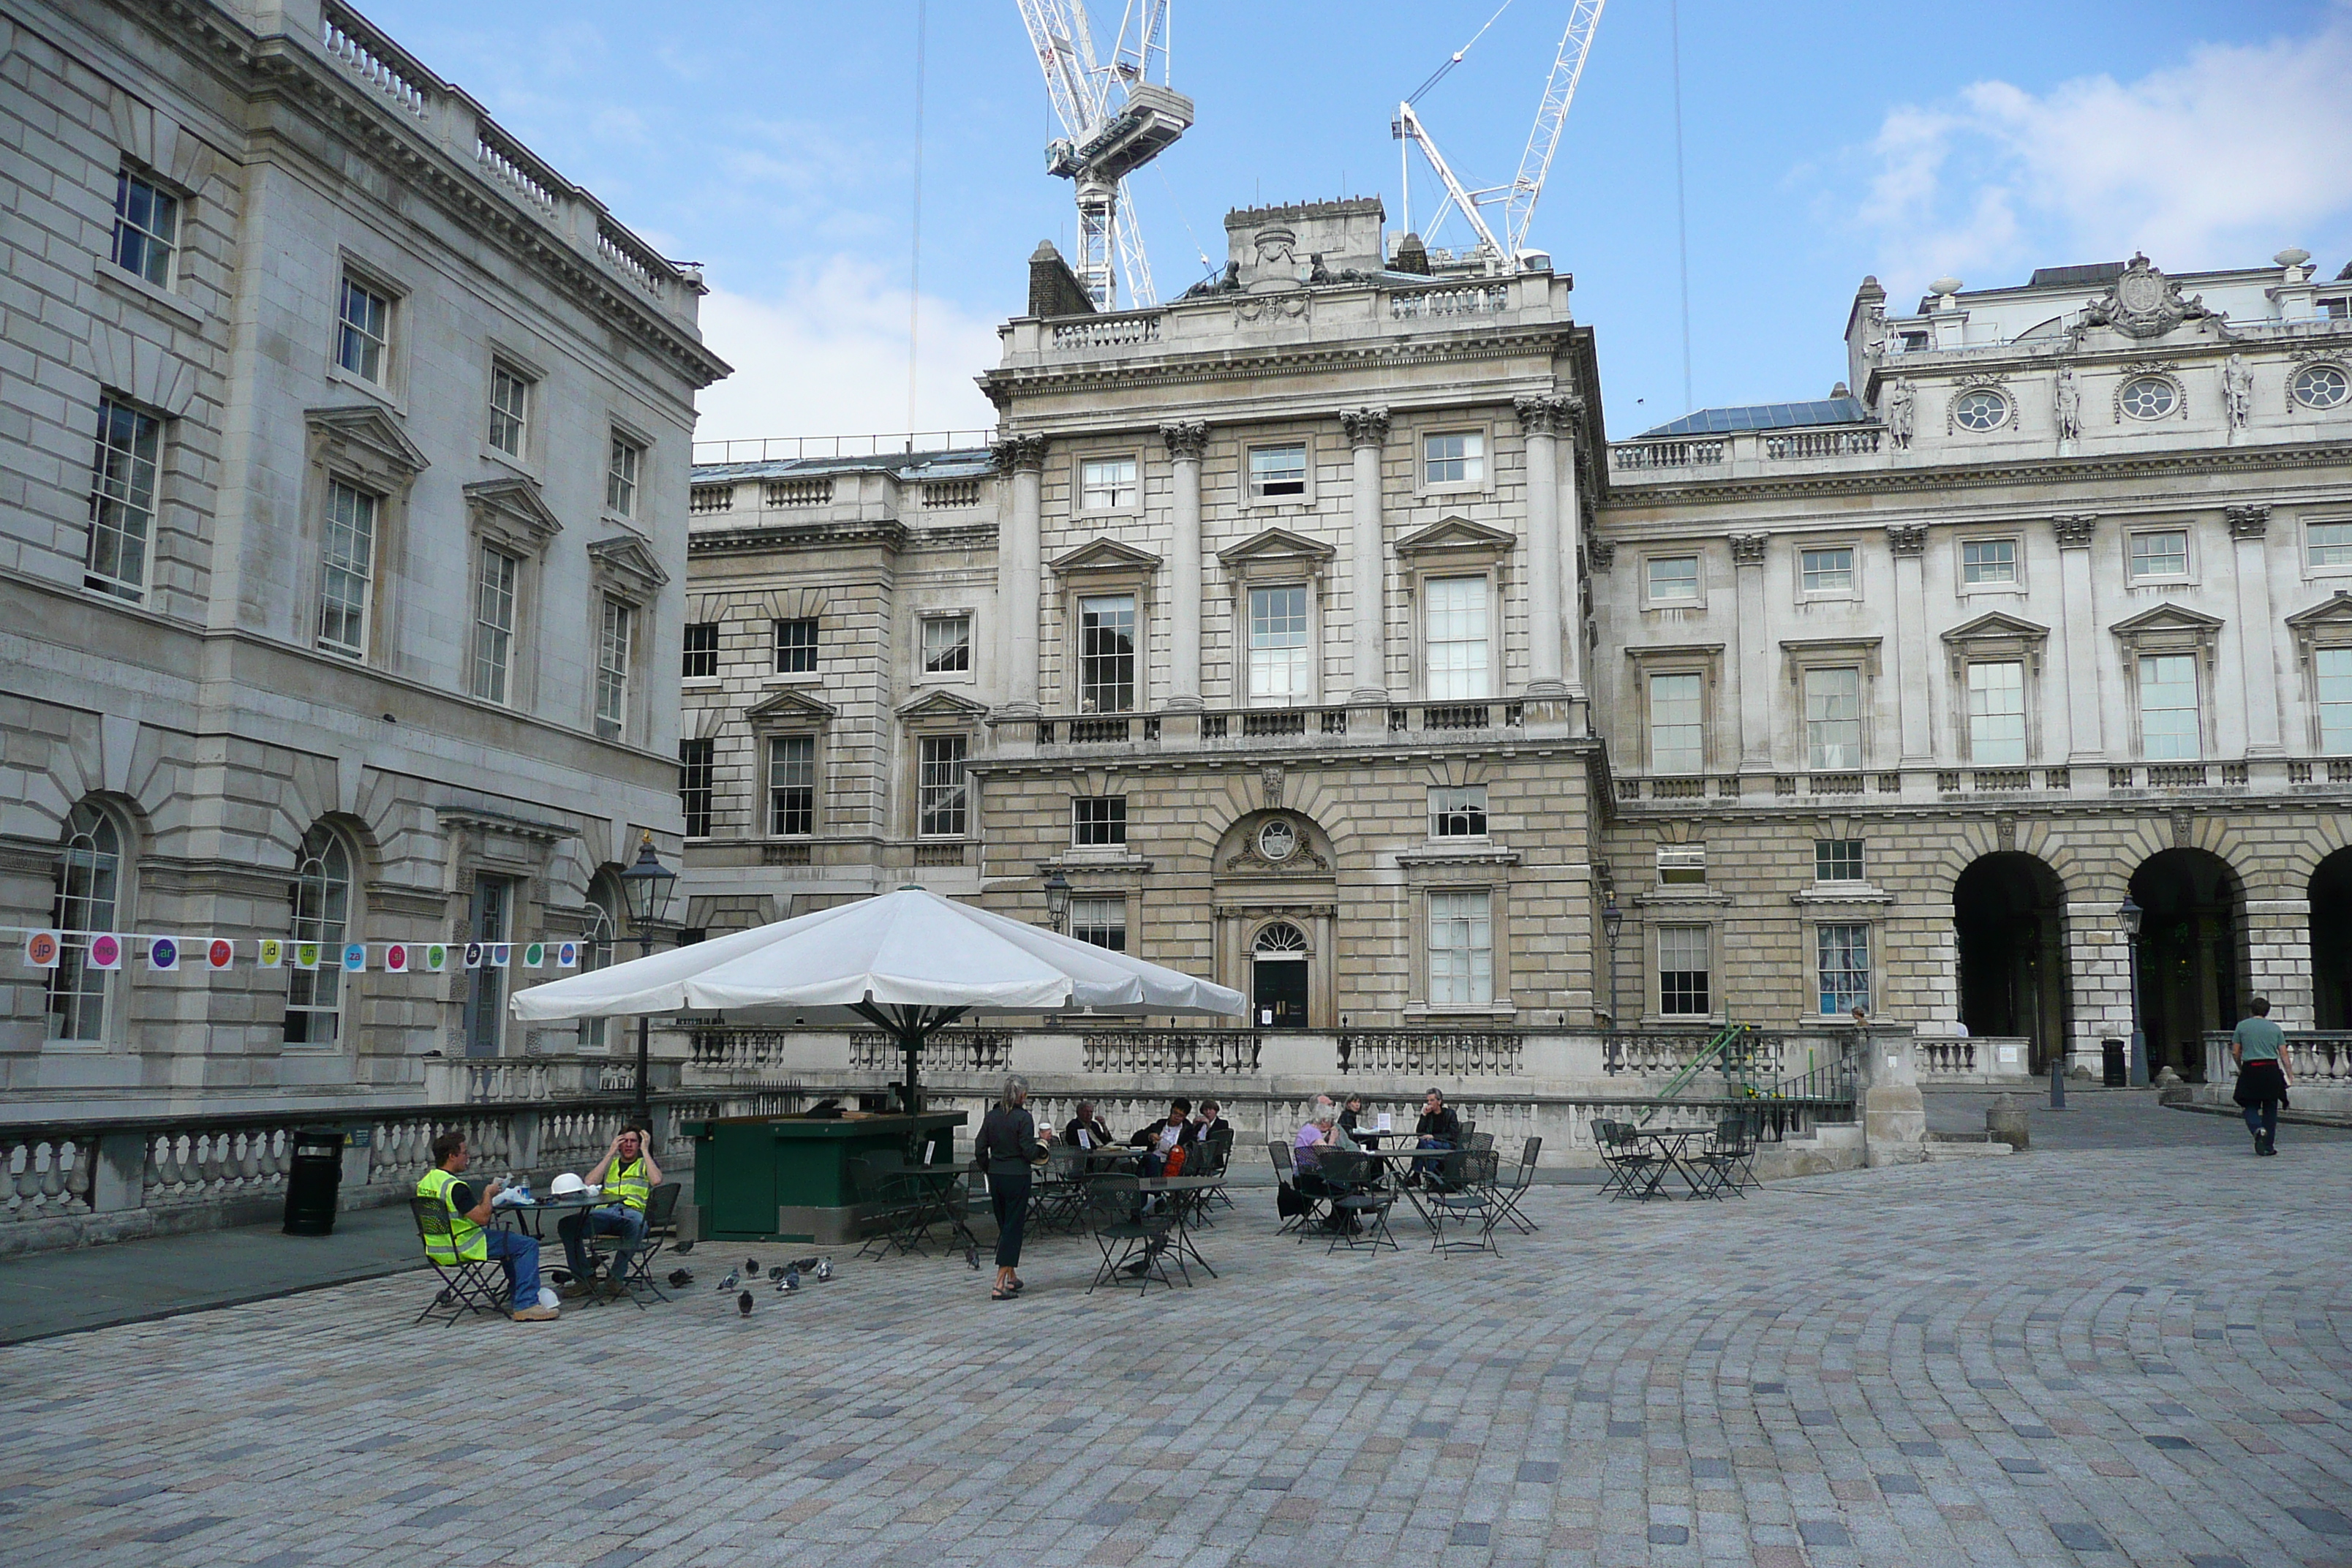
[1043,867,1071,934]
[2119,893,2147,1087]
[618,832,677,1124]
[1600,892,1624,1030]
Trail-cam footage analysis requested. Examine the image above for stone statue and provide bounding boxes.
[2053,366,2081,443]
[1886,380,1915,450]
[2223,353,2253,430]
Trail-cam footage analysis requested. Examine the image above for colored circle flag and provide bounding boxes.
[524,942,546,968]
[464,942,483,968]
[149,937,179,970]
[208,939,235,969]
[425,943,448,972]
[26,931,61,967]
[385,943,409,973]
[91,935,122,969]
[342,943,366,972]
[295,942,321,968]
[557,941,578,968]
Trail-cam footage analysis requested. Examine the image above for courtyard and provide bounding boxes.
[4,1101,2349,1568]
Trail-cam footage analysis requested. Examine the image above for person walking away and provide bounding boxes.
[2231,998,2293,1156]
[418,1132,557,1322]
[559,1124,660,1300]
[975,1075,1050,1300]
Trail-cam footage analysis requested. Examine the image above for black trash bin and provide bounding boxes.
[2100,1039,2127,1088]
[283,1128,345,1237]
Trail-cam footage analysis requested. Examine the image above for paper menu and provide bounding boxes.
[1377,1113,1394,1132]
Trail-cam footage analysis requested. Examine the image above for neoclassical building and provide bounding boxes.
[682,204,2352,1079]
[1,0,727,1117]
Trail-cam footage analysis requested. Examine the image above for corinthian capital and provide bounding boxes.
[2225,503,2271,540]
[1338,407,1391,448]
[1514,393,1580,437]
[990,434,1050,473]
[1159,421,1210,461]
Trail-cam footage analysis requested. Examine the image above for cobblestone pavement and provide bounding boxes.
[7,1139,2349,1568]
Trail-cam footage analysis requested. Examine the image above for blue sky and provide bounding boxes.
[363,0,2352,446]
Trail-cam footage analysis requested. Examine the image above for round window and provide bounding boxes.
[2119,375,2178,420]
[2293,363,2350,411]
[1952,389,2008,431]
[1256,819,1297,862]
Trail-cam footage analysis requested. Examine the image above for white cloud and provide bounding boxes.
[1847,8,2352,300]
[691,259,1004,450]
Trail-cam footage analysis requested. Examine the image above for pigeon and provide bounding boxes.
[783,1264,800,1292]
[667,1268,695,1288]
[674,1240,695,1254]
[736,1290,754,1317]
[716,1268,740,1292]
[767,1264,786,1281]
[745,1256,760,1275]
[814,1257,834,1283]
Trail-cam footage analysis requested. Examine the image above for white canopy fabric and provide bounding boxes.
[509,886,1245,1025]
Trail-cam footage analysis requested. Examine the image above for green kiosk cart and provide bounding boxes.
[681,1109,966,1244]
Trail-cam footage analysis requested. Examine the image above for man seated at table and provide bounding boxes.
[1192,1100,1231,1161]
[558,1124,660,1300]
[1410,1088,1462,1185]
[417,1131,557,1322]
[1064,1101,1113,1150]
[1129,1097,1198,1178]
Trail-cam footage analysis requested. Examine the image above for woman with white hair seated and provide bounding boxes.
[973,1075,1051,1301]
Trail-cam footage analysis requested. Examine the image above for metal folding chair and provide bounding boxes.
[409,1196,511,1325]
[1417,1148,1502,1256]
[1594,1120,1667,1201]
[592,1181,682,1306]
[1692,1117,1756,1200]
[1491,1136,1542,1233]
[1268,1139,1325,1235]
[1318,1150,1398,1254]
[1086,1174,1182,1293]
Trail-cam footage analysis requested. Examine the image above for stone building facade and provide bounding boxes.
[1,0,728,1117]
[683,208,2352,1081]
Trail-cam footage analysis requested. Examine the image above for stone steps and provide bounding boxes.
[1922,1132,2015,1160]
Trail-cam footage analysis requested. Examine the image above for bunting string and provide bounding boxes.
[6,924,595,976]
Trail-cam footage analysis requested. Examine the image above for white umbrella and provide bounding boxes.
[510,886,1245,1108]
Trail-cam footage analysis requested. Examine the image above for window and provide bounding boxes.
[922,614,971,674]
[1801,547,1855,593]
[1247,584,1311,701]
[1423,576,1490,700]
[1658,925,1711,1017]
[2119,375,2177,420]
[1646,556,1700,603]
[110,168,178,287]
[1079,456,1137,510]
[1961,538,2017,584]
[1656,846,1706,886]
[86,397,162,602]
[284,826,352,1047]
[1072,796,1126,847]
[1249,443,1308,500]
[681,622,719,679]
[1429,785,1488,838]
[1428,889,1494,1006]
[1803,666,1863,769]
[1953,389,2008,431]
[1648,671,1704,772]
[1816,924,1871,1015]
[917,735,968,837]
[1965,660,2027,764]
[46,804,122,1043]
[1423,431,1485,485]
[336,274,391,382]
[2137,652,2199,759]
[678,739,715,837]
[1079,594,1136,712]
[768,735,815,837]
[1815,840,1864,883]
[2318,648,2352,754]
[2308,522,2352,569]
[2293,364,2350,410]
[486,364,531,458]
[606,432,642,517]
[2128,530,2189,580]
[317,480,377,657]
[470,546,518,704]
[595,597,633,739]
[773,617,818,674]
[1070,895,1126,952]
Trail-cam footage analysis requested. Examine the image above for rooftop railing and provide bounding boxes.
[693,431,999,466]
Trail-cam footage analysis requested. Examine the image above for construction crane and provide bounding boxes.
[1393,0,1606,270]
[1014,1,1194,310]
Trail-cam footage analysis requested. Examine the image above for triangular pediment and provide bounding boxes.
[464,476,563,551]
[1941,611,2049,645]
[745,687,837,723]
[1395,515,1516,557]
[1217,526,1335,567]
[897,689,991,720]
[586,534,670,597]
[2109,603,2223,636]
[1050,536,1162,574]
[2284,591,2352,630]
[304,404,429,478]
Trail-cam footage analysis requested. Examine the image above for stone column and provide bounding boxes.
[2228,505,2282,755]
[1856,1023,1926,1167]
[2052,514,2103,761]
[1515,394,1571,696]
[1730,534,1772,766]
[1340,407,1391,703]
[1161,422,1210,710]
[1886,524,1931,763]
[992,434,1049,715]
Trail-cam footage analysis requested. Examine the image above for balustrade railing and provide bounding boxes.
[2206,1030,2352,1084]
[1602,1030,1790,1081]
[1389,285,1511,319]
[1337,1031,1523,1077]
[1610,440,1724,470]
[850,1030,1012,1074]
[922,479,981,508]
[1051,313,1163,349]
[1764,427,1881,459]
[1082,1031,1264,1076]
[765,477,834,508]
[689,484,734,514]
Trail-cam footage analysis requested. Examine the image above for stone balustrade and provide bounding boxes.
[1083,1031,1264,1076]
[1337,1031,1522,1077]
[1912,1036,2037,1081]
[850,1031,1013,1074]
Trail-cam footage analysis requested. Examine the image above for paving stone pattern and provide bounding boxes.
[4,1141,2349,1568]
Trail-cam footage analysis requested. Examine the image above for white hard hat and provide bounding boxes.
[550,1172,587,1196]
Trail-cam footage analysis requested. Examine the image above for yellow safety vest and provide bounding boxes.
[603,1154,649,1213]
[417,1166,487,1263]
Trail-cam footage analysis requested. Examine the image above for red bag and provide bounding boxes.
[1162,1145,1186,1178]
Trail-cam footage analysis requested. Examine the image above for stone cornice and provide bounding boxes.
[982,321,1582,405]
[688,519,911,556]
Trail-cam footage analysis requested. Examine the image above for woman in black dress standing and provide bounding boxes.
[975,1075,1049,1300]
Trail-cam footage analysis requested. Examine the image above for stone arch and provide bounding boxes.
[2127,847,2247,1081]
[1210,807,1337,1030]
[1951,852,2070,1073]
[2310,848,2352,1030]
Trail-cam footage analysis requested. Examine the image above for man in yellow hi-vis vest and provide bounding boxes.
[417,1131,557,1322]
[559,1123,661,1298]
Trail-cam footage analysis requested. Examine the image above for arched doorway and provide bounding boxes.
[2312,849,2352,1030]
[1952,853,2068,1072]
[2128,848,2246,1080]
[1252,922,1311,1030]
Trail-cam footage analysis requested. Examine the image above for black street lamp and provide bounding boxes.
[618,832,678,1123]
[1600,892,1624,1029]
[2118,892,2147,1087]
[1043,867,1071,934]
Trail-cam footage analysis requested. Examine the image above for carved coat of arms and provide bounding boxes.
[2082,254,2215,339]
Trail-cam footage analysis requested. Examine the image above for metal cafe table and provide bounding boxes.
[1627,1125,1714,1199]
